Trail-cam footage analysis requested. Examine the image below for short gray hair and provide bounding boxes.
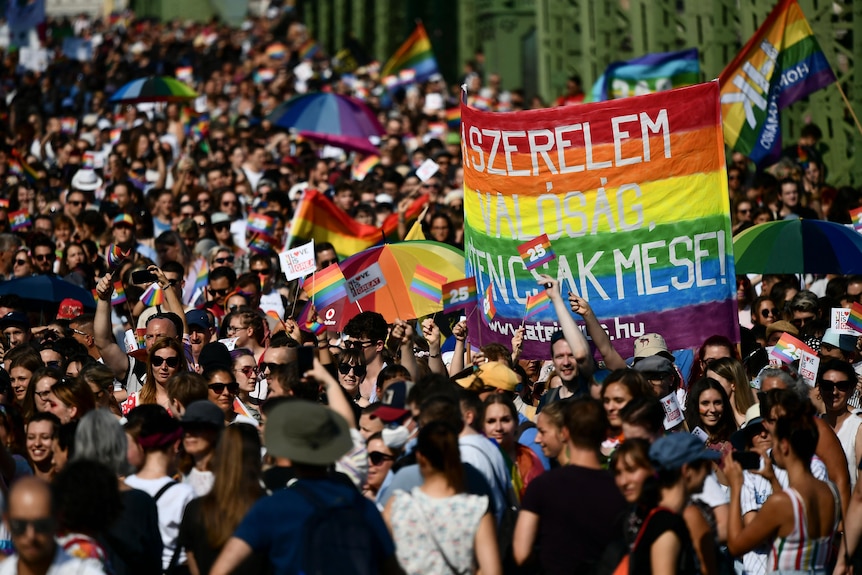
[74,409,131,476]
[0,234,22,252]
[757,366,808,400]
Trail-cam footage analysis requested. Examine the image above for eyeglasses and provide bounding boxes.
[338,363,367,377]
[221,201,238,207]
[760,308,777,318]
[34,389,52,401]
[234,365,258,377]
[253,268,271,276]
[33,253,52,261]
[819,379,852,394]
[151,355,180,368]
[8,518,54,537]
[345,340,375,350]
[209,382,239,395]
[259,361,280,374]
[14,259,26,266]
[214,256,234,264]
[209,287,230,297]
[226,325,244,334]
[368,451,395,466]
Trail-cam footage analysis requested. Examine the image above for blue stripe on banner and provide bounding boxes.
[610,59,700,80]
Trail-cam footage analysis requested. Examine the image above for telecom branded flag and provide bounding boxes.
[461,82,738,359]
[719,0,835,166]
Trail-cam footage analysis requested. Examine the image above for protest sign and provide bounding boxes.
[345,263,387,303]
[279,241,316,281]
[769,332,815,364]
[462,82,737,358]
[798,350,820,387]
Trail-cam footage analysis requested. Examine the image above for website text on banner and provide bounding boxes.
[461,81,739,359]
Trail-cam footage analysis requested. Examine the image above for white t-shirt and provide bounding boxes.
[124,475,196,571]
[0,547,105,574]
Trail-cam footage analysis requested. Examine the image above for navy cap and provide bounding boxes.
[649,433,722,471]
[0,312,29,331]
[185,309,211,330]
[181,400,224,429]
[375,381,411,423]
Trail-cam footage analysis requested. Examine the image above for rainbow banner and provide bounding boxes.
[111,282,127,306]
[517,234,555,271]
[719,0,835,166]
[289,189,428,259]
[769,332,815,364]
[381,22,439,87]
[847,302,862,333]
[524,291,552,319]
[587,48,701,102]
[307,264,348,309]
[462,82,737,358]
[442,277,478,314]
[410,265,447,302]
[140,284,165,307]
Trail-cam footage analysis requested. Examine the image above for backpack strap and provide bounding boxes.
[152,480,178,503]
[631,506,671,550]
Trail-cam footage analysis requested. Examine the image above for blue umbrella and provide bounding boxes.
[733,219,862,274]
[268,92,384,155]
[109,76,198,104]
[0,275,96,312]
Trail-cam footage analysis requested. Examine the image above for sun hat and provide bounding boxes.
[71,168,103,192]
[455,361,519,392]
[649,432,722,471]
[730,404,764,451]
[766,320,799,341]
[821,328,857,353]
[633,333,675,361]
[210,212,231,226]
[264,400,352,465]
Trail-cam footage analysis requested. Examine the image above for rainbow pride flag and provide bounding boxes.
[265,43,287,60]
[461,82,737,359]
[410,265,447,302]
[248,213,276,239]
[307,264,348,309]
[525,291,552,318]
[10,149,38,183]
[482,284,496,324]
[442,277,478,314]
[193,259,208,293]
[289,189,428,259]
[849,207,862,233]
[381,23,439,86]
[352,155,380,182]
[719,0,835,166]
[111,282,127,306]
[106,244,129,268]
[140,284,165,307]
[233,397,255,421]
[587,49,700,103]
[306,319,326,336]
[446,108,461,129]
[8,210,30,231]
[848,303,862,333]
[517,234,555,271]
[769,332,814,364]
[298,40,319,61]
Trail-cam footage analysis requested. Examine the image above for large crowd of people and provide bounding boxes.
[0,4,859,575]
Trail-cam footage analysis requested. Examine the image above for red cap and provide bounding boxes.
[57,298,84,320]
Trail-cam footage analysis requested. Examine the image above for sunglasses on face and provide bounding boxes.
[209,382,239,395]
[761,308,777,318]
[151,355,180,368]
[319,259,338,268]
[214,256,234,264]
[68,200,84,206]
[33,253,52,261]
[235,365,258,377]
[338,363,366,377]
[345,340,374,350]
[14,259,27,266]
[9,518,53,537]
[259,361,280,374]
[213,224,230,232]
[253,268,271,276]
[819,380,852,394]
[209,287,230,297]
[368,451,395,466]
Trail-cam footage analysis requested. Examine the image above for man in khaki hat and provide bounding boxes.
[211,400,400,575]
[765,320,799,346]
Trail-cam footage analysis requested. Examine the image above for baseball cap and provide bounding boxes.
[455,362,519,392]
[649,433,721,471]
[633,333,675,361]
[181,400,224,429]
[185,310,211,331]
[821,328,857,353]
[211,212,231,226]
[0,312,29,331]
[57,298,84,320]
[632,355,675,375]
[375,381,411,423]
[112,213,135,228]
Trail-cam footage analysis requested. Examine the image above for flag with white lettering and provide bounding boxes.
[461,82,738,359]
[719,0,835,166]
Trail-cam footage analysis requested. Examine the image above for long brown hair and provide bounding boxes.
[142,338,188,405]
[416,420,464,492]
[200,423,263,548]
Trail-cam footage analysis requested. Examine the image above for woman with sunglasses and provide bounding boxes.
[364,432,401,504]
[232,349,261,423]
[122,338,187,416]
[751,295,778,327]
[337,348,369,407]
[205,366,239,425]
[11,248,32,278]
[818,359,862,489]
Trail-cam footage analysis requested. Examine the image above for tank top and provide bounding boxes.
[768,486,837,573]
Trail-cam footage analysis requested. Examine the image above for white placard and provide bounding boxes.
[832,308,852,332]
[798,350,820,388]
[415,158,440,182]
[661,391,684,430]
[345,262,387,303]
[218,337,239,351]
[279,240,316,281]
[123,329,137,353]
[18,47,48,72]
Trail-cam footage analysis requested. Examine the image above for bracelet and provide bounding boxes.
[429,353,441,358]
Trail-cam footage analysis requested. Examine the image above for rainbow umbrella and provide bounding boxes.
[733,219,862,274]
[267,92,384,156]
[333,241,466,324]
[110,76,198,104]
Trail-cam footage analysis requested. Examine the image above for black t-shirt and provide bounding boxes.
[102,489,163,575]
[520,465,626,575]
[629,509,698,575]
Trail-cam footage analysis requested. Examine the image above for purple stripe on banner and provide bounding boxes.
[468,299,739,360]
[777,67,835,109]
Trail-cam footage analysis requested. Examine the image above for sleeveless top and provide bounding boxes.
[836,412,862,489]
[769,486,837,573]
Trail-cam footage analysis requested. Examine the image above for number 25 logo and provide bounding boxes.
[527,245,546,262]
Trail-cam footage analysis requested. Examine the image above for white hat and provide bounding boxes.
[375,193,393,205]
[71,168,102,192]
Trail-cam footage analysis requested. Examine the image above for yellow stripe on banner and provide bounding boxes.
[783,16,815,47]
[463,171,728,238]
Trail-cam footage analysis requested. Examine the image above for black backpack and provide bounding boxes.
[292,482,378,575]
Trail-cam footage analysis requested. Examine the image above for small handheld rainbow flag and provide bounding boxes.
[306,319,326,336]
[410,265,447,303]
[445,107,461,129]
[769,332,815,365]
[110,129,122,146]
[298,40,319,60]
[247,213,276,239]
[60,117,78,135]
[106,244,129,268]
[193,259,209,293]
[176,66,193,83]
[248,235,277,255]
[308,264,348,309]
[517,234,556,270]
[442,277,478,313]
[482,284,496,323]
[233,397,256,422]
[850,207,862,233]
[352,155,380,182]
[525,291,552,319]
[265,43,287,60]
[140,284,165,307]
[847,302,862,333]
[8,210,30,231]
[111,282,127,306]
[10,149,38,183]
[254,68,275,83]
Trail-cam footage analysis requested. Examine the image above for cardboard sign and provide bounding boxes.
[345,262,387,303]
[279,241,316,281]
[832,308,853,332]
[415,158,440,182]
[661,391,684,430]
[798,350,820,388]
